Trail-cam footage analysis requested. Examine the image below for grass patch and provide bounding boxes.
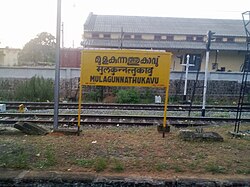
[196,152,206,159]
[0,124,249,176]
[155,163,169,172]
[75,159,94,168]
[205,163,226,174]
[94,157,108,172]
[236,168,250,175]
[188,161,199,170]
[75,158,124,172]
[212,112,230,118]
[36,146,57,169]
[171,165,184,173]
[111,159,124,172]
[0,144,30,169]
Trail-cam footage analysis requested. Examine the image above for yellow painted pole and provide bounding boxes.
[163,86,169,128]
[77,83,83,135]
[77,50,84,136]
[162,86,170,138]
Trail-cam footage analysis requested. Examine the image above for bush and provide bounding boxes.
[84,86,104,102]
[0,80,14,101]
[0,90,14,101]
[140,88,154,103]
[14,76,54,102]
[85,91,99,102]
[116,88,140,103]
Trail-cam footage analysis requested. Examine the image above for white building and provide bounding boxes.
[0,47,21,66]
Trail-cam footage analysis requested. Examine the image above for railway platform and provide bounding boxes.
[1,168,250,186]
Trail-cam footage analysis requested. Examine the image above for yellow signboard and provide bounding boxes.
[80,50,172,88]
[78,49,172,137]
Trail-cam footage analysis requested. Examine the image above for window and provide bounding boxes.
[166,35,174,41]
[154,35,162,41]
[184,54,202,71]
[186,36,194,41]
[196,36,204,42]
[92,33,99,38]
[124,34,131,40]
[103,34,111,39]
[227,37,234,43]
[215,37,223,42]
[134,34,142,40]
[220,67,226,71]
[212,63,218,70]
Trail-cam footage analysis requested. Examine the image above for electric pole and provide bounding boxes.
[120,27,124,49]
[53,0,61,129]
[61,22,64,48]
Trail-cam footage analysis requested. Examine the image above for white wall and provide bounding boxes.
[0,67,247,83]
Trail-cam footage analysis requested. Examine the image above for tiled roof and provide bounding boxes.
[84,13,245,37]
[82,39,247,51]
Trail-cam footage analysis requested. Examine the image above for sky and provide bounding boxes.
[0,0,250,49]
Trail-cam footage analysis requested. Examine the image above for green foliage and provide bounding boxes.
[0,144,30,169]
[15,76,54,102]
[236,168,250,175]
[112,160,124,172]
[195,152,206,159]
[94,157,107,172]
[172,165,184,172]
[0,80,14,101]
[36,146,57,168]
[85,91,102,102]
[75,158,124,172]
[84,86,104,102]
[85,91,97,102]
[0,90,14,101]
[140,88,154,103]
[75,159,94,168]
[155,163,169,171]
[168,96,178,104]
[205,163,226,174]
[18,32,56,65]
[188,162,199,170]
[116,88,140,103]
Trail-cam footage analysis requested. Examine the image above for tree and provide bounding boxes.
[18,32,56,65]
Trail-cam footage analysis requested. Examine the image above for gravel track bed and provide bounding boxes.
[15,109,250,118]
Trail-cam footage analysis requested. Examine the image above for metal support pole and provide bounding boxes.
[183,54,190,101]
[181,55,194,102]
[162,85,170,138]
[53,0,61,130]
[120,27,124,49]
[61,22,64,48]
[77,84,83,135]
[202,50,209,117]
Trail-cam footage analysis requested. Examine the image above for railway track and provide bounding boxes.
[3,102,250,112]
[1,112,250,127]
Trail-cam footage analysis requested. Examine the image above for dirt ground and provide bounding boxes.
[0,123,250,180]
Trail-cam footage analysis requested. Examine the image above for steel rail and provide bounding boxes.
[3,102,250,111]
[1,113,250,126]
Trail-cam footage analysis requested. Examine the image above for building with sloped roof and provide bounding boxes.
[82,13,248,72]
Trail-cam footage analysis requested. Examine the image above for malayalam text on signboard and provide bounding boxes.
[81,50,172,87]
